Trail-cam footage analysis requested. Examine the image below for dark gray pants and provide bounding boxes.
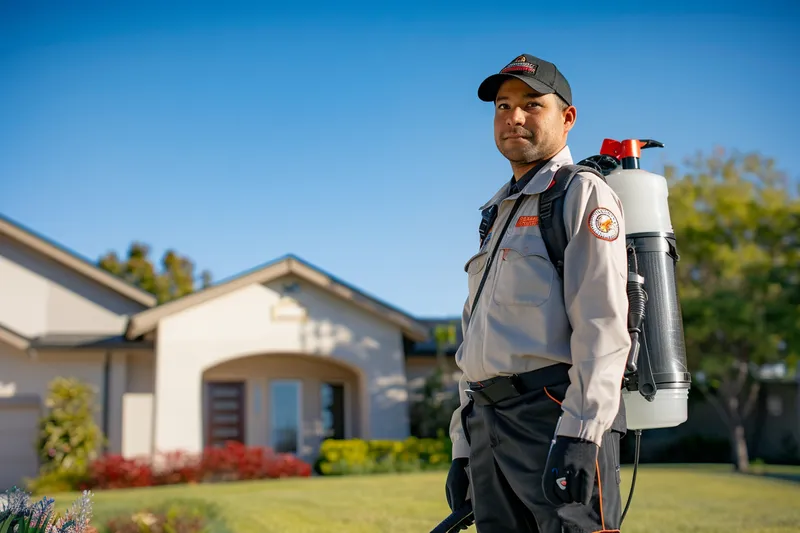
[462,364,626,533]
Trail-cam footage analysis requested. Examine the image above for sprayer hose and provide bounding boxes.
[620,429,642,527]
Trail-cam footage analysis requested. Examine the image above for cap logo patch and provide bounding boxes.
[501,56,537,75]
[588,207,620,241]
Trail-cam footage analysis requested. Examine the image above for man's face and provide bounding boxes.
[493,77,575,166]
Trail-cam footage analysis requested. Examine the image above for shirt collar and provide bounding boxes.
[479,145,574,211]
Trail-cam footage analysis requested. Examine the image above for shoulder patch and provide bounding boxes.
[587,207,620,241]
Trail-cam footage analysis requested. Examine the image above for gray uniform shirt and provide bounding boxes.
[449,146,631,459]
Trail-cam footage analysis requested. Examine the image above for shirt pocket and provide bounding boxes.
[464,249,489,300]
[492,232,554,307]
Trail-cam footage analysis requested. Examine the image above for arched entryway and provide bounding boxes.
[201,353,364,460]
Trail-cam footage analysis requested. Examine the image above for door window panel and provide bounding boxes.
[270,380,301,454]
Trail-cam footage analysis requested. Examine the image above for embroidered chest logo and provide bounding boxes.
[588,207,620,241]
[515,216,539,227]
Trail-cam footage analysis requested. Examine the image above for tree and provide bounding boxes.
[98,242,212,304]
[665,147,800,472]
[408,321,460,438]
[433,321,458,380]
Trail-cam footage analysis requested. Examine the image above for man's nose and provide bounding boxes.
[507,107,525,126]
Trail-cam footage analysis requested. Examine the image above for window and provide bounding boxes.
[321,383,345,440]
[270,380,302,454]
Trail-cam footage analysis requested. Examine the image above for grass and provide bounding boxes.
[45,464,800,533]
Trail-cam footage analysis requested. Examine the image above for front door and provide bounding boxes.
[205,381,246,447]
[321,382,346,440]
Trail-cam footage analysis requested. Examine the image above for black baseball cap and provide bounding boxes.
[478,54,572,106]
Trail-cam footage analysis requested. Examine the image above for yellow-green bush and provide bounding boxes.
[315,434,451,475]
[26,468,90,495]
[27,377,105,494]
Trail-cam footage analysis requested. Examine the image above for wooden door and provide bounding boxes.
[205,381,246,447]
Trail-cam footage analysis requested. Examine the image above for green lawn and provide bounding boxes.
[46,464,800,533]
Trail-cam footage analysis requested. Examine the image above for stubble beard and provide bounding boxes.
[497,138,549,166]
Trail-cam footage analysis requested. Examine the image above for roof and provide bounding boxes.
[0,323,152,352]
[125,254,431,342]
[0,323,30,351]
[31,333,153,351]
[0,214,157,308]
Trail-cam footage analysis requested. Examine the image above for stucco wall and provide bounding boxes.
[122,352,155,459]
[152,275,411,456]
[0,347,106,427]
[0,234,146,337]
[0,343,156,486]
[0,228,159,473]
[0,344,106,489]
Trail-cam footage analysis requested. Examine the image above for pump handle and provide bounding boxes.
[600,138,664,161]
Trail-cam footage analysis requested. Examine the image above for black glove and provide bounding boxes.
[542,436,599,506]
[445,457,470,512]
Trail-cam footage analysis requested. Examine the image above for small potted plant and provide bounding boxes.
[0,486,94,533]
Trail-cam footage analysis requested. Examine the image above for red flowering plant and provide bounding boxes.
[79,441,311,490]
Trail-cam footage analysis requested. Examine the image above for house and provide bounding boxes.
[0,213,448,490]
[3,212,798,491]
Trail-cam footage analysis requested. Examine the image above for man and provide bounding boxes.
[444,54,631,533]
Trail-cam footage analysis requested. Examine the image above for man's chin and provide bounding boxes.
[499,147,538,164]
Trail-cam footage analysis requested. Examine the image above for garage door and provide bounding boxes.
[0,398,41,491]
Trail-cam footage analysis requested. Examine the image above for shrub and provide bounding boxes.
[102,500,219,533]
[199,441,312,482]
[82,454,154,490]
[35,377,105,476]
[77,441,312,491]
[408,367,461,439]
[25,468,93,495]
[314,434,452,475]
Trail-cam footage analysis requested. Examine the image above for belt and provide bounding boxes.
[465,363,571,406]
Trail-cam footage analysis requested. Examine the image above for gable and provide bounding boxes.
[0,218,155,338]
[126,255,429,342]
[272,275,416,343]
[155,274,409,351]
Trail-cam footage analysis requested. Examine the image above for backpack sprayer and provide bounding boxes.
[429,139,692,532]
[600,138,692,525]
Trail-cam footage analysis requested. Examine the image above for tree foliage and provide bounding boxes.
[409,322,460,439]
[665,147,800,470]
[98,242,212,304]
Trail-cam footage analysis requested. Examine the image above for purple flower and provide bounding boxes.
[59,490,93,533]
[3,486,30,515]
[1,487,94,533]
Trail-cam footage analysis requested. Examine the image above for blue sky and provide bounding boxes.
[1,1,798,318]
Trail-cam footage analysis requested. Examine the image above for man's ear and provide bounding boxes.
[564,105,577,132]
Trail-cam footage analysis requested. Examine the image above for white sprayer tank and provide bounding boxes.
[600,139,692,431]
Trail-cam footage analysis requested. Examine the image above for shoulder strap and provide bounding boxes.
[470,192,527,315]
[539,164,606,279]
